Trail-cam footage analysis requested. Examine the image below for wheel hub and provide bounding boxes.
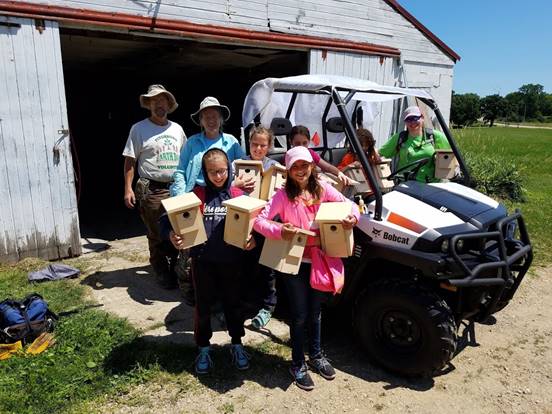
[381,311,421,347]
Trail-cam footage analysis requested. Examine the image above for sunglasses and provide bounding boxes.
[405,115,422,123]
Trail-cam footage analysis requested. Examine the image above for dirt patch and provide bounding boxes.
[79,236,289,345]
[79,236,552,413]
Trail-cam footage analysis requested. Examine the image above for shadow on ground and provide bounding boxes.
[321,308,436,392]
[104,336,294,392]
[81,265,182,305]
[82,265,437,393]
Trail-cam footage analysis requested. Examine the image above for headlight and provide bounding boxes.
[441,239,449,253]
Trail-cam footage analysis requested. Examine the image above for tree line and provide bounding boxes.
[450,84,552,127]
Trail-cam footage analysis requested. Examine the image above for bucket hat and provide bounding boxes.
[191,96,231,125]
[140,84,178,113]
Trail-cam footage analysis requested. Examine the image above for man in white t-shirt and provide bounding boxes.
[122,84,187,289]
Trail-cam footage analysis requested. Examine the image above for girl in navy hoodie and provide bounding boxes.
[169,148,254,374]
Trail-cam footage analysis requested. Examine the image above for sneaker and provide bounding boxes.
[308,354,336,380]
[230,344,250,370]
[289,363,315,391]
[195,346,213,375]
[251,309,272,329]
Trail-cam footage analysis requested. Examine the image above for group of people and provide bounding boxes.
[122,84,450,391]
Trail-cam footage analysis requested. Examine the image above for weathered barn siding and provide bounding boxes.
[0,16,81,263]
[309,50,400,145]
[17,1,453,62]
[402,60,454,124]
[15,0,455,121]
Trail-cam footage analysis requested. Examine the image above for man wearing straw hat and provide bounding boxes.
[123,84,186,289]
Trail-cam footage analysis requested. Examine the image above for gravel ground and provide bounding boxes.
[79,236,552,414]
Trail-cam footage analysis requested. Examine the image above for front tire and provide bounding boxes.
[354,278,457,376]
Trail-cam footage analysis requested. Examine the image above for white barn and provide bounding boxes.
[0,0,459,262]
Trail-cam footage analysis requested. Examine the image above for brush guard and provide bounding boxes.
[444,209,533,319]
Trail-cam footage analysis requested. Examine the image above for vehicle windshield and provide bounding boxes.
[242,75,437,151]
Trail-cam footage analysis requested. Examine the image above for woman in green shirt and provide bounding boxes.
[379,106,450,183]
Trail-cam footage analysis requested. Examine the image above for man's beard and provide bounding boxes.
[154,107,167,118]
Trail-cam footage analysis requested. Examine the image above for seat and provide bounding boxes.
[267,118,292,164]
[270,117,293,137]
[322,117,347,166]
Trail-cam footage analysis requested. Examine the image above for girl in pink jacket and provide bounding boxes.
[253,146,360,391]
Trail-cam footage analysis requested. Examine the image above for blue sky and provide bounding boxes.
[398,0,552,97]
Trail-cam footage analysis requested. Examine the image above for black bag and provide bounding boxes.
[0,294,57,345]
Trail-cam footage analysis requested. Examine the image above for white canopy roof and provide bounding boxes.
[242,74,434,127]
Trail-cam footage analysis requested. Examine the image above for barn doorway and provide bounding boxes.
[60,29,307,241]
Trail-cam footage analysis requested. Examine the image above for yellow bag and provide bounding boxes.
[0,341,22,360]
[26,332,56,355]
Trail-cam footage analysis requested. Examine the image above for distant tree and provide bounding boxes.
[504,92,524,122]
[540,94,552,117]
[518,83,545,120]
[480,94,504,127]
[451,92,480,126]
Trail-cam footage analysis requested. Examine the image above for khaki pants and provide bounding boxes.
[135,178,178,281]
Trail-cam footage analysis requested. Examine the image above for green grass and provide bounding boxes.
[454,127,552,264]
[0,258,290,413]
[0,259,196,414]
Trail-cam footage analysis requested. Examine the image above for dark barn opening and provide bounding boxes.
[60,29,307,241]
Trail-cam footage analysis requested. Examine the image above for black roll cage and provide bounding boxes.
[272,86,471,222]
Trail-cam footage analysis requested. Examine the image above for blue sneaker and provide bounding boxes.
[230,344,250,370]
[289,362,314,391]
[251,309,272,329]
[195,346,213,375]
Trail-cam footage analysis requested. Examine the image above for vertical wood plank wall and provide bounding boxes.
[13,0,455,122]
[15,0,455,65]
[0,16,81,263]
[309,50,399,146]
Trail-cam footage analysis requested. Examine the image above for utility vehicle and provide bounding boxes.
[242,75,533,376]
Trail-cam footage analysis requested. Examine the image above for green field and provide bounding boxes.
[454,126,552,264]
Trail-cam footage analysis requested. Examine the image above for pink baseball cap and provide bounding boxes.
[402,106,422,120]
[285,146,313,169]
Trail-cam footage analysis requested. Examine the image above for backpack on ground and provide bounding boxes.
[0,294,57,345]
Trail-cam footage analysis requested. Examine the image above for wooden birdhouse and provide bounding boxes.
[315,202,354,257]
[318,172,345,193]
[260,164,287,200]
[372,159,394,192]
[434,149,459,180]
[342,165,370,193]
[161,192,207,249]
[234,160,263,199]
[259,228,316,275]
[222,195,267,249]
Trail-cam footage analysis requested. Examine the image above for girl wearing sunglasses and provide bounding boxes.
[379,106,451,182]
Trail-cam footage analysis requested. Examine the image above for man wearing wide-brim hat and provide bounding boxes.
[170,96,244,196]
[122,84,187,289]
